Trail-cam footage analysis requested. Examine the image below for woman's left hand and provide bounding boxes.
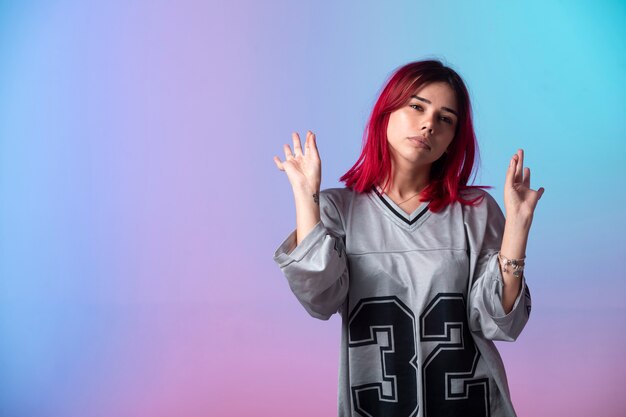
[504,149,545,221]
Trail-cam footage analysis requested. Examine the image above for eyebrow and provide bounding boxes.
[411,95,458,117]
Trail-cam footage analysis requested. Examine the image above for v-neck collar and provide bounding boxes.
[371,185,431,226]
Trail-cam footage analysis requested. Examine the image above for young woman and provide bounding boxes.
[272,60,544,417]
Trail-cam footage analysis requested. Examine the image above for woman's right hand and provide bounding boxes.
[273,131,322,193]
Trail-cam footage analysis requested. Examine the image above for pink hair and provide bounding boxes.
[339,60,490,212]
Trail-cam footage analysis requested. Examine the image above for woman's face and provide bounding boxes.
[386,81,459,170]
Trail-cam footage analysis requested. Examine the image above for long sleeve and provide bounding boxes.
[272,189,349,320]
[465,191,532,341]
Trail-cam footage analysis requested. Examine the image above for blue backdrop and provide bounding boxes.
[1,1,624,416]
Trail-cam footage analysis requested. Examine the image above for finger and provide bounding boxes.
[284,143,294,159]
[524,167,531,188]
[309,131,320,159]
[537,187,545,200]
[505,153,517,188]
[292,132,304,157]
[304,130,314,156]
[515,149,524,184]
[273,155,285,171]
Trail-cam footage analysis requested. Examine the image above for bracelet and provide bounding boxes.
[498,253,525,278]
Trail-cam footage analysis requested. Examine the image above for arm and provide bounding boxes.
[466,193,531,342]
[273,190,349,319]
[273,130,321,245]
[272,131,349,319]
[500,149,545,313]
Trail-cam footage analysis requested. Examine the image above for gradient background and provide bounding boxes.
[1,1,624,416]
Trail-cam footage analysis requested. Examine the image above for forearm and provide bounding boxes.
[293,186,321,246]
[499,215,532,314]
[498,148,544,314]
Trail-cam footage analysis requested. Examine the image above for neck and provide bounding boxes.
[381,158,431,199]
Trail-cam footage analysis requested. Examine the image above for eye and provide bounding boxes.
[409,104,423,111]
[440,116,453,125]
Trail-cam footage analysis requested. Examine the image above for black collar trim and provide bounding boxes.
[372,186,430,225]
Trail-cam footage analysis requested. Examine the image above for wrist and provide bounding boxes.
[501,223,529,259]
[292,182,320,195]
[293,188,321,208]
[498,253,526,278]
[504,212,533,230]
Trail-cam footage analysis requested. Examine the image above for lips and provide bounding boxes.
[408,136,431,150]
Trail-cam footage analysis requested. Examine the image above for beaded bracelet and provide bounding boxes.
[498,253,525,278]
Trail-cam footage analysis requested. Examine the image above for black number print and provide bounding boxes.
[420,293,489,417]
[348,296,418,417]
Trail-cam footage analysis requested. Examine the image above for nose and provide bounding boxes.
[421,112,436,135]
[421,121,434,136]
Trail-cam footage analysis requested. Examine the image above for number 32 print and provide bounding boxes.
[348,295,489,417]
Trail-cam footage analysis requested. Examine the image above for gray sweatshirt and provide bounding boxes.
[273,185,531,417]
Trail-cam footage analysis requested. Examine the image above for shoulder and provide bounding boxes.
[459,187,504,221]
[459,186,490,201]
[318,187,356,233]
[320,186,355,198]
[459,188,505,248]
[319,187,356,210]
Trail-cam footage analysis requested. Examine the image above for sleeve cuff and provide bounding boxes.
[487,253,527,325]
[273,221,326,267]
